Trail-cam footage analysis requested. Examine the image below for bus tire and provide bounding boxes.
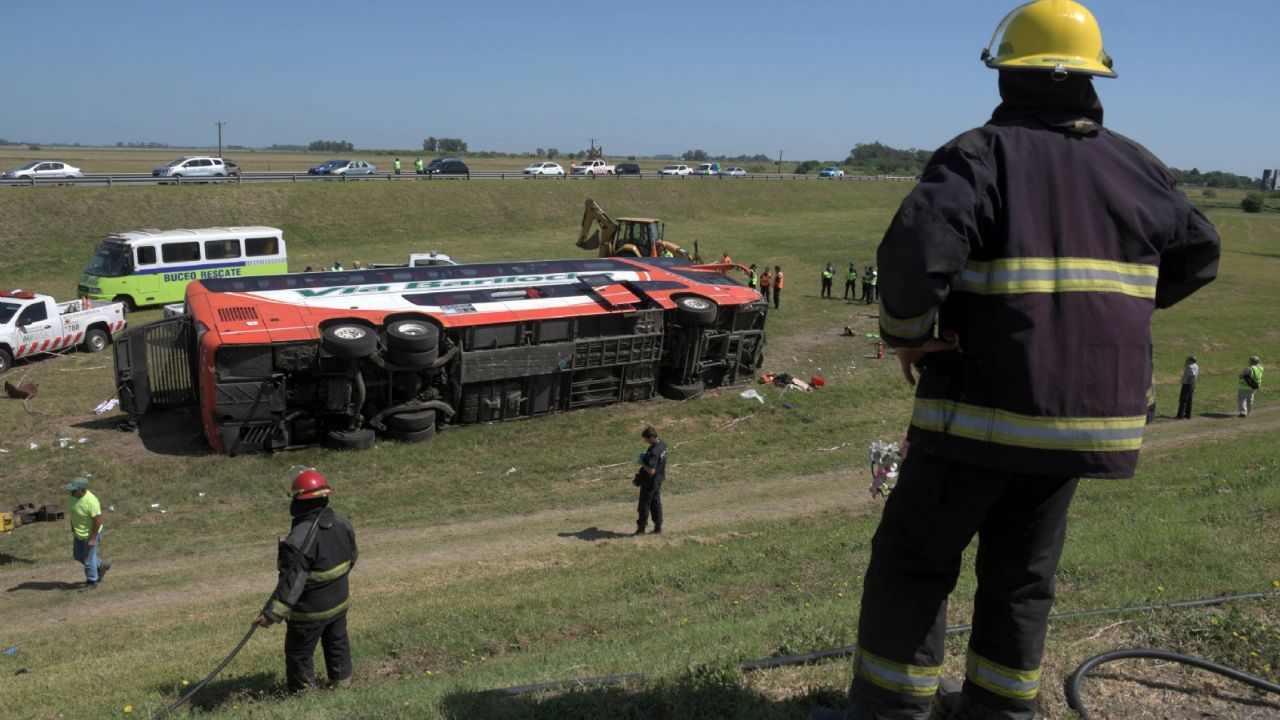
[323,427,376,450]
[386,319,439,353]
[386,424,436,443]
[659,378,705,401]
[322,323,377,359]
[386,348,436,369]
[385,409,435,432]
[673,295,718,326]
[112,295,136,313]
[82,328,110,353]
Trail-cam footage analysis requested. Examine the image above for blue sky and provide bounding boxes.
[4,0,1276,176]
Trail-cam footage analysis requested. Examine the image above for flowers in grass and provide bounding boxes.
[867,441,901,497]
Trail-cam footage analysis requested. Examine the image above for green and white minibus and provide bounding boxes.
[78,227,288,309]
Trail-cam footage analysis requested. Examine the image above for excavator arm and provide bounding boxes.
[577,198,618,255]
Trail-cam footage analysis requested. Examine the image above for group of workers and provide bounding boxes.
[302,260,363,273]
[823,262,878,303]
[742,261,784,310]
[392,158,428,175]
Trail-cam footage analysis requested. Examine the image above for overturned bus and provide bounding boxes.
[114,257,768,454]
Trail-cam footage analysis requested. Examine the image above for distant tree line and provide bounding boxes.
[423,137,468,153]
[115,141,172,148]
[269,144,308,151]
[0,138,19,146]
[310,140,354,152]
[1169,167,1258,189]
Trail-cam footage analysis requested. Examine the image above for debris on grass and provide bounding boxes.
[93,398,119,414]
[739,389,765,404]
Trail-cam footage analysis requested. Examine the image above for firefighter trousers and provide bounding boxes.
[849,449,1078,720]
[285,612,352,691]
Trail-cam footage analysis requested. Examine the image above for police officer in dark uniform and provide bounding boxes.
[255,467,359,692]
[812,2,1220,719]
[633,426,668,535]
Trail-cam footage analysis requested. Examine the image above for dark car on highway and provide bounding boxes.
[308,159,348,175]
[615,163,641,175]
[426,158,469,176]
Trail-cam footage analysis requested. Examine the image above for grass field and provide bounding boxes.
[0,178,1276,719]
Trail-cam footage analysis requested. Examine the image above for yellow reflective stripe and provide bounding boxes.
[307,560,351,584]
[966,650,1041,701]
[912,398,1146,452]
[288,598,350,623]
[854,646,942,697]
[955,257,1157,299]
[880,307,937,341]
[269,599,291,620]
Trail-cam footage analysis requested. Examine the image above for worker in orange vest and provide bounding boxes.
[758,267,772,300]
[772,265,784,309]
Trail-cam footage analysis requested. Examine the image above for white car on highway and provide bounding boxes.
[3,161,84,179]
[523,161,564,176]
[723,167,747,177]
[659,164,691,176]
[330,160,378,176]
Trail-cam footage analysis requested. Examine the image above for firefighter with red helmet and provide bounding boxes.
[254,466,358,692]
[812,1,1220,719]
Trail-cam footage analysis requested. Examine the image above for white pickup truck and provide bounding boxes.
[0,290,127,373]
[571,159,615,175]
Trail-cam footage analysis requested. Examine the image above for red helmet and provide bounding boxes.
[289,466,333,499]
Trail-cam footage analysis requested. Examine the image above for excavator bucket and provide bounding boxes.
[577,229,600,251]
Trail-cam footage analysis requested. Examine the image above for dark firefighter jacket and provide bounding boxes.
[877,72,1220,479]
[264,505,358,626]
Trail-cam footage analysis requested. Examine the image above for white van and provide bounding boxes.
[152,156,231,179]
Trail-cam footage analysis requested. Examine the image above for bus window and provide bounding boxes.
[204,239,242,260]
[136,246,157,265]
[162,242,201,264]
[246,237,279,257]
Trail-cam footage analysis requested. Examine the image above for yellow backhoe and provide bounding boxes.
[576,198,700,262]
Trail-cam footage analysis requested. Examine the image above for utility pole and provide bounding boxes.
[215,121,226,158]
[777,150,783,175]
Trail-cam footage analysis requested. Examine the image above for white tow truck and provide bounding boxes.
[571,159,615,175]
[0,290,127,373]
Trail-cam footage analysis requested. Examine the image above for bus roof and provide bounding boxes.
[104,226,283,244]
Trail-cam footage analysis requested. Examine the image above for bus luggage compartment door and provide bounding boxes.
[114,316,198,414]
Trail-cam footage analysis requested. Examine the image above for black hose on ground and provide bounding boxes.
[153,624,259,719]
[484,590,1279,702]
[1065,648,1280,719]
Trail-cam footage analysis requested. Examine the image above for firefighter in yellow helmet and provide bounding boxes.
[811,2,1220,719]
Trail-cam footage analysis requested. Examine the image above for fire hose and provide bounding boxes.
[153,510,324,719]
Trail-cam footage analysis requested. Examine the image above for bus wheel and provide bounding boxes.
[385,409,436,432]
[386,319,439,353]
[112,295,135,313]
[386,424,436,443]
[324,427,376,450]
[322,322,377,359]
[82,329,109,353]
[659,378,705,401]
[673,295,718,326]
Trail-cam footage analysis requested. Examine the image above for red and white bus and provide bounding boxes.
[115,257,768,454]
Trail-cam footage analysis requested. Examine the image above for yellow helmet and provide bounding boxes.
[982,0,1116,79]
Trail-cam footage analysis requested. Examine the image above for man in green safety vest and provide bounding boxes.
[821,263,835,299]
[844,262,858,300]
[415,157,424,174]
[862,267,877,304]
[1238,355,1264,417]
[393,157,401,175]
